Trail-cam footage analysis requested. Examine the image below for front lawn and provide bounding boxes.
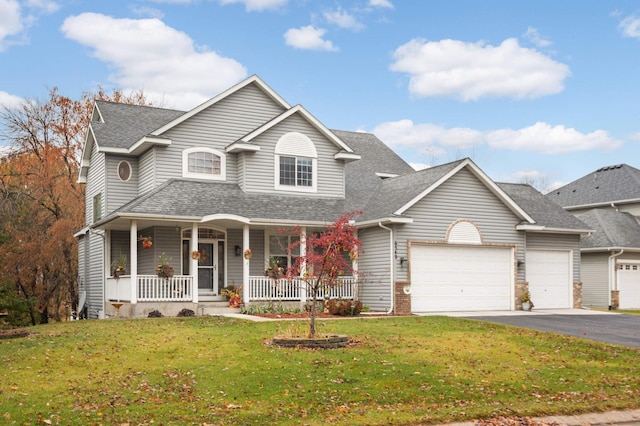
[1,316,639,425]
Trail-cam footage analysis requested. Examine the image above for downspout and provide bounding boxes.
[609,249,624,309]
[378,222,394,315]
[89,228,106,319]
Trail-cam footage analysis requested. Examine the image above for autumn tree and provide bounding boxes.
[0,87,151,324]
[285,211,362,338]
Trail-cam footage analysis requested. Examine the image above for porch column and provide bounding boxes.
[191,223,199,303]
[242,224,250,304]
[130,220,138,304]
[299,227,307,306]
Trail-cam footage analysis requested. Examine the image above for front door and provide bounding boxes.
[197,241,225,295]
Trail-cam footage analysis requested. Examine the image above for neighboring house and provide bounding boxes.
[75,75,589,319]
[547,164,640,309]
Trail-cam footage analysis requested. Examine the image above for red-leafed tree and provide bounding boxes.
[285,211,362,338]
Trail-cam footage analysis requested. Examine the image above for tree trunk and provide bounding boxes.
[309,285,317,338]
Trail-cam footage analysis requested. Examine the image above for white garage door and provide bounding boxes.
[618,263,640,309]
[526,250,571,309]
[410,244,513,312]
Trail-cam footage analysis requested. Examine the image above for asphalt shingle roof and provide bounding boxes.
[576,209,640,249]
[111,179,346,224]
[498,182,590,231]
[92,101,185,149]
[547,164,640,208]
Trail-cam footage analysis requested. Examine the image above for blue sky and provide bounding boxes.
[2,0,640,191]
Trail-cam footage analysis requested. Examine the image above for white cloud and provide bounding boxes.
[61,13,247,110]
[0,0,23,50]
[130,6,165,19]
[372,120,621,155]
[372,119,483,150]
[324,8,364,31]
[619,15,640,38]
[523,26,552,47]
[486,122,622,154]
[284,25,338,51]
[629,132,640,141]
[390,37,570,100]
[25,0,59,14]
[369,0,393,9]
[0,90,23,109]
[219,0,287,12]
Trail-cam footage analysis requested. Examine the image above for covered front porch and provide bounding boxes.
[102,217,356,317]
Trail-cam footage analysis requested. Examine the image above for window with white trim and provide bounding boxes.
[268,234,300,269]
[182,147,226,181]
[274,132,317,192]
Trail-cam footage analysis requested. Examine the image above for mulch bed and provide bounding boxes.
[0,328,30,340]
[253,312,394,319]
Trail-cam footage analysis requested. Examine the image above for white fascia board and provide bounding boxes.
[73,226,90,238]
[355,217,414,228]
[151,75,291,136]
[226,142,261,154]
[335,152,361,162]
[249,218,335,227]
[581,247,640,253]
[92,102,104,123]
[394,159,535,224]
[241,105,355,153]
[516,224,594,234]
[201,213,251,224]
[129,136,171,155]
[565,198,640,211]
[375,172,399,178]
[78,126,96,183]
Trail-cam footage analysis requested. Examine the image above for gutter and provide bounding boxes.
[378,222,395,315]
[609,249,624,310]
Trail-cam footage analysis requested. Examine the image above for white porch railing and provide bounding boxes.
[137,275,193,302]
[106,275,194,302]
[248,276,355,301]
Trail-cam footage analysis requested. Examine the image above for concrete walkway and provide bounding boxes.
[441,408,640,426]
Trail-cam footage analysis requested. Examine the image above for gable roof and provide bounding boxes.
[547,164,640,209]
[91,101,184,150]
[576,209,640,250]
[498,182,592,233]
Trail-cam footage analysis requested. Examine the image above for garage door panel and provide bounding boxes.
[526,250,571,309]
[410,245,513,312]
[618,264,640,309]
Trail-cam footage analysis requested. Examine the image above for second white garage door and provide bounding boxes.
[526,250,571,309]
[410,244,513,312]
[618,263,640,309]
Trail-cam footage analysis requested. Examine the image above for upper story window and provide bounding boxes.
[182,147,226,181]
[274,132,317,192]
[117,161,132,181]
[92,193,102,223]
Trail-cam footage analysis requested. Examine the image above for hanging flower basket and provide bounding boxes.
[244,248,252,259]
[140,235,153,249]
[191,250,201,260]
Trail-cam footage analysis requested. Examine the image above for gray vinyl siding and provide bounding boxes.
[581,252,610,308]
[227,229,243,286]
[153,84,285,186]
[105,156,138,214]
[136,227,181,275]
[86,232,104,318]
[397,168,525,282]
[242,114,345,197]
[525,233,581,281]
[358,227,393,312]
[138,149,155,195]
[84,142,106,318]
[110,230,130,275]
[226,229,266,284]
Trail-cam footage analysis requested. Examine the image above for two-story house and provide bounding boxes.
[75,75,589,319]
[547,164,640,309]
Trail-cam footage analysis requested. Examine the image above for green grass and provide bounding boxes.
[2,316,639,425]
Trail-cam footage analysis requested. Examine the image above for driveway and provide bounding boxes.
[455,309,640,348]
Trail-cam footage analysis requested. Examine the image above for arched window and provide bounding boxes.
[182,147,226,181]
[274,132,317,192]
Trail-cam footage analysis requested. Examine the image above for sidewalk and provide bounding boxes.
[440,408,640,426]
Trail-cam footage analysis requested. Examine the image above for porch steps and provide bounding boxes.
[198,301,241,316]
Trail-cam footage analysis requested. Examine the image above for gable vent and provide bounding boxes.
[275,132,317,158]
[447,220,482,245]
